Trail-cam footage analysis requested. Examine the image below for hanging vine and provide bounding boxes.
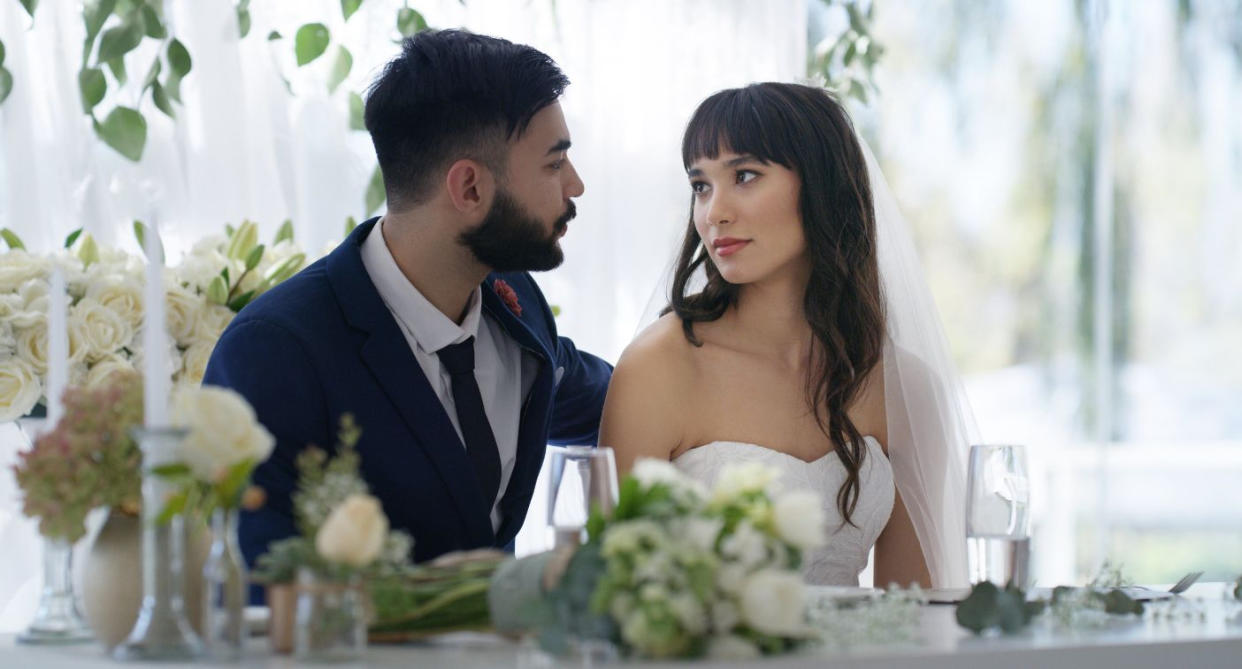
[809,0,884,104]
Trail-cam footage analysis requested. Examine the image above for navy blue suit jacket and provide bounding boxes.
[203,219,612,597]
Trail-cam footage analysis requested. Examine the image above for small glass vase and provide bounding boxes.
[294,568,367,663]
[203,507,247,659]
[113,427,204,661]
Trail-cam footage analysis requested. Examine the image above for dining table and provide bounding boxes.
[2,582,1239,668]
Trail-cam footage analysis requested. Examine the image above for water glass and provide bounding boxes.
[547,446,618,548]
[966,444,1031,587]
[293,568,366,663]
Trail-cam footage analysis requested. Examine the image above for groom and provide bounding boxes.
[203,30,611,590]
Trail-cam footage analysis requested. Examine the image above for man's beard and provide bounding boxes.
[460,188,576,272]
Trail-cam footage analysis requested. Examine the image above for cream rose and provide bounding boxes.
[711,461,778,503]
[0,250,50,292]
[176,341,214,387]
[85,355,137,389]
[772,490,827,550]
[13,320,49,374]
[191,303,236,345]
[315,494,388,568]
[86,274,145,330]
[739,569,807,637]
[0,357,43,422]
[164,284,205,346]
[72,298,134,362]
[170,386,275,482]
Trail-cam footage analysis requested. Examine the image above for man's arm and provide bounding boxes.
[547,334,613,445]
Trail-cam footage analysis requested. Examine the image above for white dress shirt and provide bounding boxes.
[360,220,524,533]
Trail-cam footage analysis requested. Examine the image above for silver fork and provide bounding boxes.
[1168,571,1204,595]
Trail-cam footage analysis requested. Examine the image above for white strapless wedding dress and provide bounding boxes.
[673,436,895,586]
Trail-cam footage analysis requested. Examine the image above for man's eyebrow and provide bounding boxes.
[546,139,572,155]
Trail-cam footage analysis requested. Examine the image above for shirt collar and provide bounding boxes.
[361,218,482,354]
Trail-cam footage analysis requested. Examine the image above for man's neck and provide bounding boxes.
[379,210,490,325]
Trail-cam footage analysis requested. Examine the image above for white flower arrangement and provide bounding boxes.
[0,222,310,421]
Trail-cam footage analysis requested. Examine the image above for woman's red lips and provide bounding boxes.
[712,238,749,256]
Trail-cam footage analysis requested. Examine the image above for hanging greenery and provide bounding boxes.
[809,0,884,105]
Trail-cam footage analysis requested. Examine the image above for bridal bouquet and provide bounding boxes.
[370,458,826,660]
[0,222,307,421]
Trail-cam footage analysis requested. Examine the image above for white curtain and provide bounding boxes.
[0,0,806,628]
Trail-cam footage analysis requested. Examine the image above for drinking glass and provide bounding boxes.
[547,446,618,549]
[965,444,1031,587]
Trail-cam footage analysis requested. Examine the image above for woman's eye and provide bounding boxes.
[690,181,709,194]
[736,169,758,184]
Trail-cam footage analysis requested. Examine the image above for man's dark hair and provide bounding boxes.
[364,30,570,211]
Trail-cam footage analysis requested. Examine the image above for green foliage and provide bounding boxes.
[295,23,331,66]
[341,0,363,22]
[348,91,365,130]
[235,0,251,38]
[273,219,295,245]
[64,227,83,248]
[0,39,11,104]
[397,7,427,37]
[955,581,1045,634]
[132,219,164,261]
[19,0,38,19]
[808,0,883,105]
[327,46,352,93]
[1,228,26,250]
[94,106,147,161]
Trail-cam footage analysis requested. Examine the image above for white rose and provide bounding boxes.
[170,386,275,481]
[630,457,708,501]
[191,303,235,345]
[739,569,807,637]
[13,321,49,374]
[176,341,214,387]
[85,355,136,389]
[706,635,760,660]
[712,461,778,503]
[86,274,145,330]
[73,298,134,362]
[9,281,49,330]
[0,250,50,292]
[0,321,15,356]
[677,517,723,553]
[315,494,388,568]
[772,490,827,550]
[720,521,769,570]
[0,357,42,422]
[164,284,205,346]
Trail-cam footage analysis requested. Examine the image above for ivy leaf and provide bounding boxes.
[94,106,147,161]
[341,0,363,21]
[64,228,83,249]
[294,23,330,66]
[396,8,427,37]
[167,38,191,77]
[365,164,385,216]
[18,0,38,19]
[140,5,166,39]
[152,81,174,119]
[0,67,13,105]
[97,20,144,64]
[82,0,117,63]
[107,57,127,85]
[327,46,352,94]
[348,91,365,130]
[1,228,26,250]
[78,67,107,113]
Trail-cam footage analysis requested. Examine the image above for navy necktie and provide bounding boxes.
[436,336,502,509]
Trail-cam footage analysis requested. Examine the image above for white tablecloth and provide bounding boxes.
[3,584,1240,668]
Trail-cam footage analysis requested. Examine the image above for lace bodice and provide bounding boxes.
[672,436,895,586]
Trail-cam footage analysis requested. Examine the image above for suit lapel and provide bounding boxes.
[327,220,494,548]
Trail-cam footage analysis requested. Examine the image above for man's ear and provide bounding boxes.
[445,159,494,214]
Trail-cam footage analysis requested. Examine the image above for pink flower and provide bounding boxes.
[493,279,522,317]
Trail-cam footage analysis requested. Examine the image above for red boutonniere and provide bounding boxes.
[493,279,522,317]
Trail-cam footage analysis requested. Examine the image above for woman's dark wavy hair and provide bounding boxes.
[669,83,884,526]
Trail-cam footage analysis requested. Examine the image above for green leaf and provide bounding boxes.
[140,5,166,39]
[150,463,192,478]
[107,57,127,85]
[225,223,236,238]
[1,228,26,250]
[215,459,256,507]
[244,243,265,272]
[344,216,358,236]
[397,8,427,37]
[97,21,144,64]
[94,106,147,161]
[141,56,161,91]
[294,23,330,66]
[207,275,229,304]
[227,290,256,312]
[0,67,13,105]
[327,46,352,93]
[167,38,191,77]
[133,219,164,260]
[261,253,304,288]
[220,266,230,285]
[365,164,385,216]
[955,581,1000,634]
[18,0,37,18]
[342,0,363,21]
[64,228,83,249]
[164,72,182,104]
[348,91,365,130]
[82,0,117,62]
[273,219,294,245]
[156,490,188,525]
[267,30,282,41]
[151,81,174,118]
[237,6,251,38]
[0,38,6,66]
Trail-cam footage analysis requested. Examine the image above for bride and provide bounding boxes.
[599,83,974,590]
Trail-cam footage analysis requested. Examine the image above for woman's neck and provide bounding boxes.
[730,265,813,369]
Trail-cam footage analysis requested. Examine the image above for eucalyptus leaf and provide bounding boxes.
[1,67,14,105]
[348,91,365,130]
[327,46,352,93]
[107,57,127,85]
[97,21,144,64]
[78,67,107,113]
[0,228,26,250]
[365,164,385,216]
[140,5,166,39]
[396,8,427,37]
[152,81,174,118]
[18,0,37,18]
[342,0,363,21]
[294,23,330,66]
[95,106,147,161]
[64,228,83,249]
[167,38,191,77]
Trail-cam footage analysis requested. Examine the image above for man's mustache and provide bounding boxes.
[555,201,577,232]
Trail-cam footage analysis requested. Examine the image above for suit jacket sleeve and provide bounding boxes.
[201,318,331,573]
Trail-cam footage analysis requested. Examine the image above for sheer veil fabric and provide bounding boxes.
[636,134,975,589]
